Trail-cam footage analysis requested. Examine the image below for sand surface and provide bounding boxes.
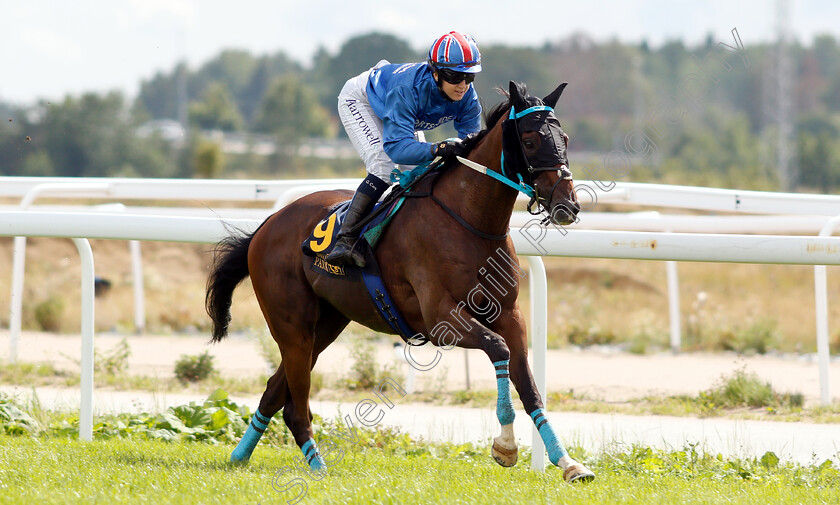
[4,329,839,404]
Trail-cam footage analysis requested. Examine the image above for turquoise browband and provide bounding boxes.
[509,105,553,119]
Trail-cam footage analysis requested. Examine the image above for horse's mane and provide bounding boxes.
[458,84,528,155]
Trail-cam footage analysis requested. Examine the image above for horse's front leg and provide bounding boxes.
[501,311,596,483]
[428,309,520,467]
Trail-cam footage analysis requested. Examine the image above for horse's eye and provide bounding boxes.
[523,139,535,149]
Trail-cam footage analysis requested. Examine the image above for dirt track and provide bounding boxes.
[4,329,839,405]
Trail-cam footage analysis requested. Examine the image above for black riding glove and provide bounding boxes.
[432,138,465,158]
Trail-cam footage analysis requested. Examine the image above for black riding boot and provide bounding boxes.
[326,174,389,267]
[325,191,377,267]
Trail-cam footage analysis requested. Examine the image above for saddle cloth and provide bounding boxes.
[300,197,426,345]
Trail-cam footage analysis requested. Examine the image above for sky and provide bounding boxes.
[2,0,839,105]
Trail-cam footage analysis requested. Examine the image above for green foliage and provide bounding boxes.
[6,31,840,191]
[569,118,613,151]
[349,337,378,389]
[192,139,224,178]
[567,324,616,347]
[95,338,132,376]
[187,82,244,131]
[2,424,839,504]
[699,367,803,410]
[0,389,249,443]
[174,351,216,384]
[343,336,403,390]
[0,395,38,435]
[253,74,333,142]
[33,296,65,332]
[797,114,840,191]
[310,32,420,109]
[2,92,172,178]
[728,317,781,355]
[0,362,70,385]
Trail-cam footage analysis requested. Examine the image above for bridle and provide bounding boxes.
[459,102,572,217]
[386,98,574,240]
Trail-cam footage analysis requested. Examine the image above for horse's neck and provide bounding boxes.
[434,127,518,236]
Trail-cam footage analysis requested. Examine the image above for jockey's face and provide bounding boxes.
[434,72,470,101]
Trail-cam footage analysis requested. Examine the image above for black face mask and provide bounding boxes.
[501,106,568,180]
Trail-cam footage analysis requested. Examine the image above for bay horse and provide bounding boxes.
[206,81,594,483]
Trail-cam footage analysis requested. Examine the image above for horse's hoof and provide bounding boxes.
[563,464,595,483]
[491,440,518,467]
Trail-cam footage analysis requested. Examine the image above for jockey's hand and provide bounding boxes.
[433,138,466,158]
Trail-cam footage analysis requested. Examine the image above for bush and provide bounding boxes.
[174,351,216,384]
[699,367,803,410]
[567,325,616,347]
[95,338,131,375]
[344,336,404,391]
[33,296,65,332]
[349,337,379,390]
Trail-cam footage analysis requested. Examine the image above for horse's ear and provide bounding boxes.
[508,81,526,109]
[543,82,568,109]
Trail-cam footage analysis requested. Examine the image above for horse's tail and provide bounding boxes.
[206,229,254,342]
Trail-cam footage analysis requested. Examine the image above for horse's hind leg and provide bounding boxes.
[260,301,348,423]
[230,298,348,468]
[279,301,348,471]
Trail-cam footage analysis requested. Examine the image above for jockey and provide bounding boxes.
[326,31,483,267]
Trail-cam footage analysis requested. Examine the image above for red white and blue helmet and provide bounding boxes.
[427,31,482,73]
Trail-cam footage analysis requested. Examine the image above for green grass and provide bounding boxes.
[1,390,839,504]
[1,435,838,504]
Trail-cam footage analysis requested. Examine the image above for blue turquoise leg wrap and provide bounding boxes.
[301,438,327,471]
[529,408,568,466]
[493,360,515,426]
[230,409,272,463]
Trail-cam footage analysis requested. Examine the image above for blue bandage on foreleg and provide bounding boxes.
[529,408,568,465]
[231,408,272,463]
[301,438,327,471]
[493,360,515,425]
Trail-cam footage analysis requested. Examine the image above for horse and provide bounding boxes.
[206,80,594,483]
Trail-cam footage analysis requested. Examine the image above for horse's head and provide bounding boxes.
[503,81,580,225]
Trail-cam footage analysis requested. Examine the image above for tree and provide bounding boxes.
[310,32,419,110]
[193,49,257,99]
[254,75,333,145]
[478,45,555,108]
[193,139,224,178]
[798,131,840,192]
[135,63,190,121]
[797,114,840,191]
[12,92,172,178]
[188,83,244,131]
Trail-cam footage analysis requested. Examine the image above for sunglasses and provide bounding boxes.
[438,68,475,85]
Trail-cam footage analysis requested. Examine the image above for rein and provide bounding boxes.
[402,166,509,241]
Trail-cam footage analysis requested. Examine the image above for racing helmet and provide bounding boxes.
[427,31,482,73]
